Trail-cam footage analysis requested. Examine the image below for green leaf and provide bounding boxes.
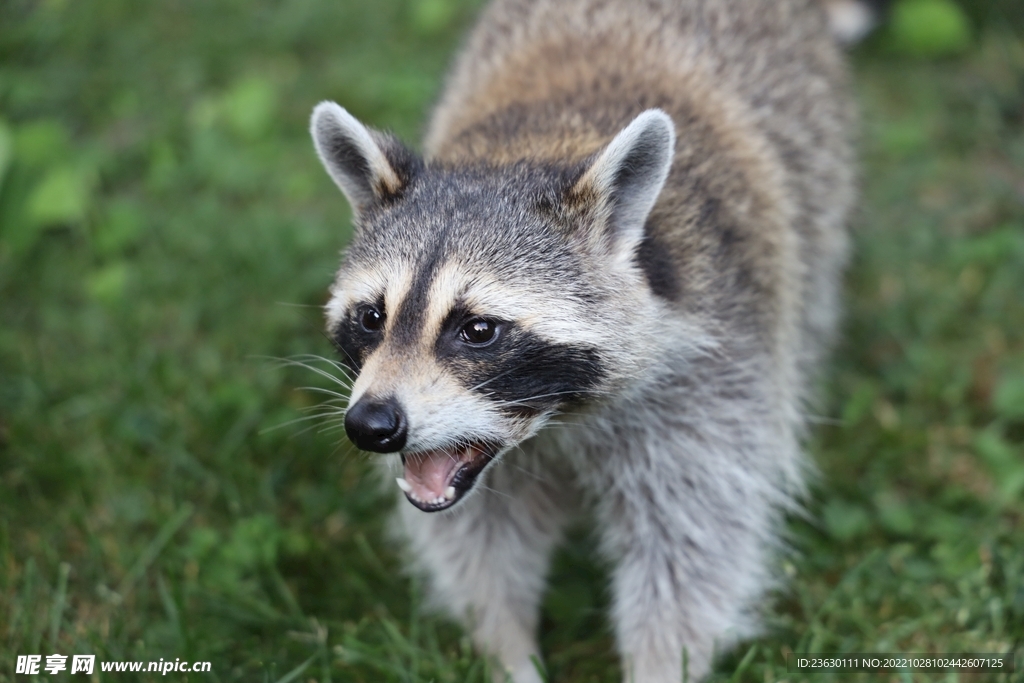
[93,199,144,256]
[952,227,1024,268]
[185,527,222,561]
[86,261,129,303]
[223,514,281,569]
[877,120,930,157]
[973,429,1024,503]
[26,164,93,227]
[875,492,915,535]
[974,429,1016,470]
[222,77,277,140]
[14,119,71,168]
[993,374,1024,420]
[888,0,971,58]
[411,0,456,35]
[842,381,877,426]
[823,499,872,541]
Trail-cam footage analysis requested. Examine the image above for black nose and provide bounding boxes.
[344,396,408,453]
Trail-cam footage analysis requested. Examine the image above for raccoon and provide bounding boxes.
[308,0,855,680]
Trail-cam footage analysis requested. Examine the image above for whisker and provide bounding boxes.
[260,411,344,433]
[482,389,608,416]
[503,445,550,484]
[317,422,350,435]
[467,356,547,393]
[541,418,585,429]
[271,358,352,390]
[264,353,356,383]
[287,420,342,439]
[297,386,352,401]
[321,331,363,372]
[475,482,514,501]
[488,387,607,408]
[289,353,355,379]
[274,301,324,309]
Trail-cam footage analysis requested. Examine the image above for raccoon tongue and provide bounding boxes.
[402,449,466,503]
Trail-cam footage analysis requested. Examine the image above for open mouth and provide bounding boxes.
[396,443,496,512]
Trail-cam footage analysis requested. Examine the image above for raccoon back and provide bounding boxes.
[426,0,856,379]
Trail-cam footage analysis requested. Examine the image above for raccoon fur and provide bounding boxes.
[308,0,855,680]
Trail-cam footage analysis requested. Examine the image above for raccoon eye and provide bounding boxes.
[357,305,385,332]
[460,318,498,346]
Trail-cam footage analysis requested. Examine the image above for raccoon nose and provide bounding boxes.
[344,396,408,453]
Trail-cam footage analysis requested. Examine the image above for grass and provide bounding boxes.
[0,0,1022,681]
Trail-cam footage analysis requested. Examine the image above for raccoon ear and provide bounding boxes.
[569,109,675,258]
[310,101,419,214]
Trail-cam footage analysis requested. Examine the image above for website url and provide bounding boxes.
[101,660,212,674]
[16,655,211,676]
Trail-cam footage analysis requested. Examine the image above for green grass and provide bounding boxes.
[1,1,1022,681]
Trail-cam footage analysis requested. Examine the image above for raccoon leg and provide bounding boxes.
[396,452,573,683]
[591,423,786,683]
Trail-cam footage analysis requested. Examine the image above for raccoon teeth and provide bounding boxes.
[398,484,449,506]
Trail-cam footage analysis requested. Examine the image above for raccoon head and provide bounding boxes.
[310,101,675,512]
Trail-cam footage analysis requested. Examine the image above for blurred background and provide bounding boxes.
[0,0,1022,680]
